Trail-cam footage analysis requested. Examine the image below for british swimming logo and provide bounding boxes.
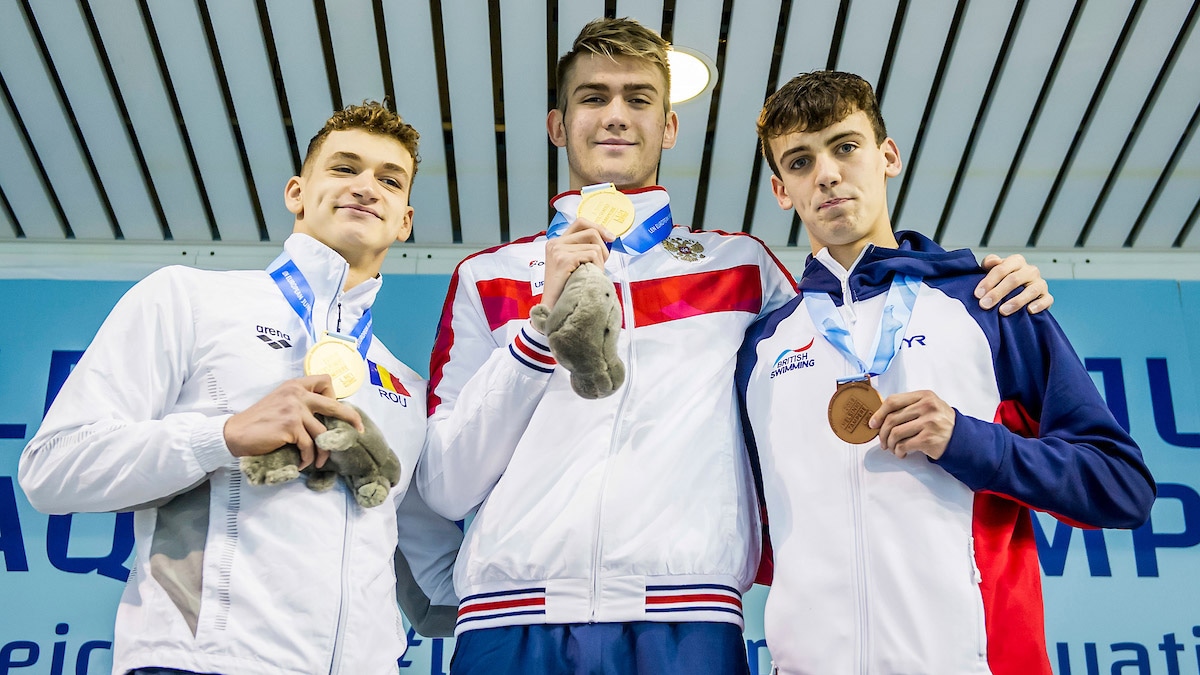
[770,338,816,378]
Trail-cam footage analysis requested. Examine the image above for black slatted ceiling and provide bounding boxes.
[0,0,1195,256]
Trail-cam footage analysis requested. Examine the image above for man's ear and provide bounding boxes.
[883,138,902,178]
[396,206,414,244]
[770,175,793,211]
[284,176,304,217]
[661,110,679,150]
[547,109,567,148]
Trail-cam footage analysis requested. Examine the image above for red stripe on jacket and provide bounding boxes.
[428,235,543,415]
[646,593,742,608]
[458,596,546,618]
[973,399,1053,675]
[477,278,538,332]
[617,265,764,328]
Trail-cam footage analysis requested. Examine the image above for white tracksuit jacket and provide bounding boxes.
[19,233,460,675]
[418,187,797,636]
[735,233,1155,674]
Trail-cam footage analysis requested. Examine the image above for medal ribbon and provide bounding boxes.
[547,185,674,255]
[805,275,921,384]
[268,254,374,358]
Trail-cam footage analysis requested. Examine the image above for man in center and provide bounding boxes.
[417,17,1050,674]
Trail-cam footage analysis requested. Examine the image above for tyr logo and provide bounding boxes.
[901,336,926,349]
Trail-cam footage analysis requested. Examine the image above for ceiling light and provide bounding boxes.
[668,46,716,105]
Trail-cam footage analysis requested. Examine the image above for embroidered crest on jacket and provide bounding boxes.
[663,237,706,262]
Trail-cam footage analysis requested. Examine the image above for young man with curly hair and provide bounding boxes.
[20,102,462,675]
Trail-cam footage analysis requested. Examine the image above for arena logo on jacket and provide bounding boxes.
[770,338,817,379]
[367,360,410,406]
[255,324,294,350]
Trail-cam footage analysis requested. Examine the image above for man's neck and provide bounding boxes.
[343,261,381,291]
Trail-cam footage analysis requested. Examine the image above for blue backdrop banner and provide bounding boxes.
[1,277,1197,675]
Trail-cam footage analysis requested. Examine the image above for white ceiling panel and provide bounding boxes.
[1037,0,1192,248]
[894,0,1018,246]
[873,0,960,219]
[327,0,388,105]
[943,0,1076,246]
[0,0,112,240]
[29,0,161,241]
[382,0,452,245]
[92,0,213,241]
[699,0,781,233]
[836,0,900,87]
[747,0,844,248]
[207,0,295,241]
[616,0,664,34]
[501,0,553,240]
[990,0,1135,249]
[1142,124,1200,249]
[0,76,64,240]
[148,0,260,242]
[1093,6,1200,249]
[441,0,501,246]
[655,4,721,228]
[266,0,332,162]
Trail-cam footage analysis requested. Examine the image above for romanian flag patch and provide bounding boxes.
[368,360,410,396]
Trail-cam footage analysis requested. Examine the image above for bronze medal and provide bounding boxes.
[827,379,882,444]
[577,187,636,236]
[304,334,366,399]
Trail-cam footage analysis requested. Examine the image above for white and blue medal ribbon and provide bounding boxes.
[806,275,921,443]
[268,254,373,398]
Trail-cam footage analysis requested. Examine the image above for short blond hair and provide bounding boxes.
[556,17,672,113]
[302,101,421,179]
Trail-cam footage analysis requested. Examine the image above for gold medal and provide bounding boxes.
[577,186,635,236]
[827,379,882,444]
[304,334,366,399]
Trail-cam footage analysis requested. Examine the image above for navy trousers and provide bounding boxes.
[450,621,751,675]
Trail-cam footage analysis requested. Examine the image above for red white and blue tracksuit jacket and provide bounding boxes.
[417,187,797,636]
[735,232,1155,675]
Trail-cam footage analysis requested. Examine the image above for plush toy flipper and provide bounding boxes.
[535,262,625,399]
[240,447,302,486]
[239,405,401,508]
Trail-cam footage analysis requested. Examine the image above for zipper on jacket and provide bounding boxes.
[969,536,986,658]
[589,254,637,620]
[841,274,857,323]
[844,345,873,672]
[328,489,353,674]
[848,373,870,674]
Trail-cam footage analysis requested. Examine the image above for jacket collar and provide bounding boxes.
[797,230,979,304]
[279,233,381,334]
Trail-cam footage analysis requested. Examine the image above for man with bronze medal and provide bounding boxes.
[419,19,1055,675]
[737,71,1156,674]
[20,103,461,674]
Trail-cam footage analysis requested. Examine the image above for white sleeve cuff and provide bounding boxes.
[192,414,235,473]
